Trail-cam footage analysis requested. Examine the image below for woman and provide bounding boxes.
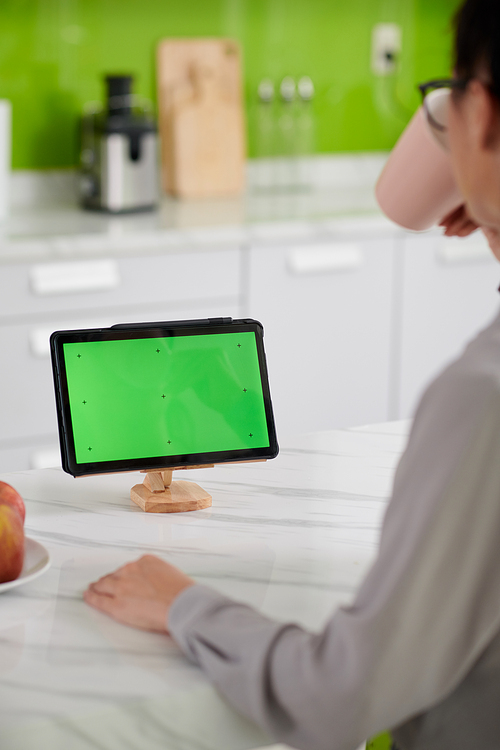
[84,1,500,747]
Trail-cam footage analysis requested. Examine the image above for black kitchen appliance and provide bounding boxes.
[80,75,158,213]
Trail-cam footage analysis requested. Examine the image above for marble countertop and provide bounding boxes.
[0,156,404,264]
[0,420,410,750]
[0,205,398,264]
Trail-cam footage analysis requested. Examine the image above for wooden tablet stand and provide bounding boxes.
[130,465,213,513]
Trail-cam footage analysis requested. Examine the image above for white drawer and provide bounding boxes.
[0,248,241,319]
[247,238,395,437]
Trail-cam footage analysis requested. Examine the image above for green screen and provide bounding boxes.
[63,331,270,464]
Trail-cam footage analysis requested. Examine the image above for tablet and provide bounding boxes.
[50,318,279,477]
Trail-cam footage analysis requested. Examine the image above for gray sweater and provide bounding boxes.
[170,305,500,750]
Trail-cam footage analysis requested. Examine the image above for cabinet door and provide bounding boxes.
[398,231,500,418]
[247,238,395,438]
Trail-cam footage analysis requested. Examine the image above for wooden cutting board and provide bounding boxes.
[157,38,246,199]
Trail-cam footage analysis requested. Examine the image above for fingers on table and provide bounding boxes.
[84,586,118,615]
[88,559,144,591]
[89,574,122,596]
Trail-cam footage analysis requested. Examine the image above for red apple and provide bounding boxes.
[0,505,24,583]
[0,482,25,524]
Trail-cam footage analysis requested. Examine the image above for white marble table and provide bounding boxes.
[0,421,410,750]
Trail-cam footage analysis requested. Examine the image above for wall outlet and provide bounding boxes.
[371,23,402,75]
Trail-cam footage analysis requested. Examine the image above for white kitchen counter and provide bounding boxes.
[0,420,410,750]
[0,155,400,263]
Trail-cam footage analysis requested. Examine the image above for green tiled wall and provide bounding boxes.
[0,0,460,169]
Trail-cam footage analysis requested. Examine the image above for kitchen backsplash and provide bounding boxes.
[1,0,459,169]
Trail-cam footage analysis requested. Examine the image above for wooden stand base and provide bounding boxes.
[130,467,213,513]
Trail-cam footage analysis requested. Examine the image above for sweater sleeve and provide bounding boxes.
[169,357,500,750]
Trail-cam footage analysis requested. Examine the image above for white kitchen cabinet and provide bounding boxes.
[246,237,396,439]
[4,210,500,473]
[397,231,500,418]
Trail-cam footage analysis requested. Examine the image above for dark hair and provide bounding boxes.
[454,0,500,99]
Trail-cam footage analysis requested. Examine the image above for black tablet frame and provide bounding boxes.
[50,317,279,477]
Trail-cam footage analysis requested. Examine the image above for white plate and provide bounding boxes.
[0,538,50,593]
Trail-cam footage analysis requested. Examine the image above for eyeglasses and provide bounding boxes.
[418,78,469,133]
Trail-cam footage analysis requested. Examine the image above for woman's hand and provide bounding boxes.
[439,204,479,237]
[84,555,195,633]
[481,226,500,261]
[439,204,500,261]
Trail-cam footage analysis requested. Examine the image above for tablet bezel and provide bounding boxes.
[50,318,279,477]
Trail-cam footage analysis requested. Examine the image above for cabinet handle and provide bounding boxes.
[30,259,120,295]
[438,238,492,264]
[288,243,362,275]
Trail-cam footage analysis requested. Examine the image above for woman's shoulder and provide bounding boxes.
[424,308,500,408]
[406,310,500,462]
